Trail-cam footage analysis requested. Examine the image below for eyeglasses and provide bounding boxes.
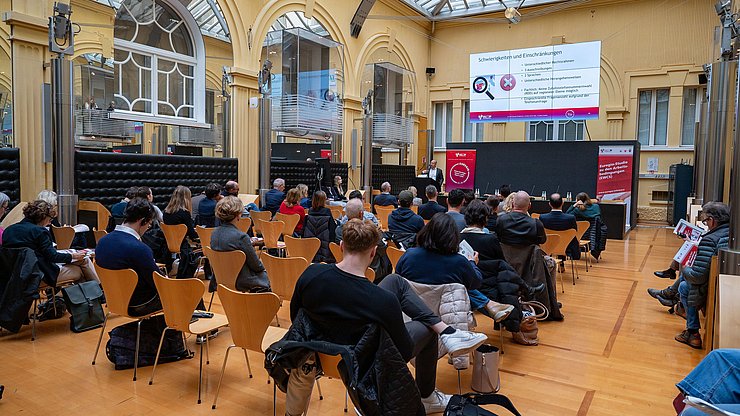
[702,217,714,225]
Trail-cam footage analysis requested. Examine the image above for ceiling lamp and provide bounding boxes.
[498,0,526,24]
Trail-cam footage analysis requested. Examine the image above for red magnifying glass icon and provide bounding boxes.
[473,76,495,100]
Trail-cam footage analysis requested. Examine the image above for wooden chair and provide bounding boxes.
[363,202,371,213]
[386,246,405,272]
[92,263,162,381]
[260,254,309,302]
[238,194,260,207]
[201,246,246,310]
[539,234,562,292]
[576,221,591,271]
[704,256,720,351]
[255,219,286,254]
[274,212,300,236]
[195,226,215,247]
[250,211,272,235]
[329,242,343,263]
[52,225,75,250]
[0,201,26,229]
[78,200,112,233]
[374,206,394,231]
[531,213,540,219]
[148,272,230,404]
[211,285,287,410]
[365,267,375,281]
[410,205,419,214]
[236,217,252,233]
[159,223,187,256]
[544,229,579,292]
[284,235,320,263]
[93,228,107,244]
[329,205,343,220]
[316,353,349,412]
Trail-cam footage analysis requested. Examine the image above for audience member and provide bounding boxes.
[112,187,137,219]
[396,213,514,322]
[496,191,546,246]
[0,192,9,242]
[223,180,240,197]
[335,198,390,279]
[539,193,580,260]
[501,193,515,213]
[388,190,425,235]
[326,176,347,201]
[336,198,365,243]
[163,186,199,278]
[484,196,499,232]
[654,260,679,280]
[446,188,467,232]
[408,186,423,206]
[419,185,447,220]
[297,183,311,209]
[462,189,476,211]
[279,188,307,234]
[135,186,163,223]
[497,184,512,213]
[373,182,398,210]
[196,183,222,227]
[302,190,337,262]
[210,196,270,292]
[2,200,98,284]
[460,200,501,258]
[95,198,161,316]
[286,218,487,415]
[191,189,206,220]
[673,349,740,415]
[566,192,601,221]
[338,190,378,225]
[263,178,286,214]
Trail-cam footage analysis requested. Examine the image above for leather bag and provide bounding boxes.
[61,281,105,333]
[471,344,500,394]
[519,300,548,341]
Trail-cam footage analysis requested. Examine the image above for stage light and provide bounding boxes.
[504,7,521,24]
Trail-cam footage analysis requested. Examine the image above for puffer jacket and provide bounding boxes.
[683,223,730,307]
[476,259,525,333]
[405,279,475,370]
[264,309,424,416]
[303,211,337,263]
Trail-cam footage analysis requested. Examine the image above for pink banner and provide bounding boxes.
[445,150,477,191]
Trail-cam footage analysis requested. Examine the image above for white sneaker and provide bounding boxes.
[421,389,451,414]
[439,330,488,357]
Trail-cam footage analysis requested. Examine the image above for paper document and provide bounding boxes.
[72,224,90,233]
[674,219,703,242]
[674,241,699,267]
[684,397,740,416]
[458,240,475,261]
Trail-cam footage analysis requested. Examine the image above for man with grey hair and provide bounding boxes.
[373,181,398,211]
[335,198,365,242]
[495,191,546,246]
[262,178,286,215]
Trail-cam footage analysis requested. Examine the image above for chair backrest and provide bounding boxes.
[363,202,371,213]
[160,223,187,254]
[195,226,215,246]
[238,194,260,207]
[251,211,273,234]
[284,235,321,262]
[93,263,139,317]
[329,242,343,263]
[260,253,308,300]
[365,267,375,281]
[317,353,343,379]
[275,212,300,236]
[576,221,590,241]
[52,225,75,250]
[375,206,394,231]
[539,234,560,256]
[0,201,27,229]
[410,205,419,214]
[257,220,285,249]
[93,228,108,244]
[152,271,205,332]
[218,284,281,353]
[705,256,720,351]
[386,246,404,272]
[329,206,343,220]
[236,217,252,233]
[202,246,245,291]
[531,213,540,219]
[78,200,112,232]
[545,229,577,257]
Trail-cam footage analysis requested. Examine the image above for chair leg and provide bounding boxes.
[212,345,234,409]
[273,381,277,416]
[198,342,204,404]
[457,370,462,395]
[148,327,170,385]
[499,327,505,355]
[275,314,281,327]
[31,298,37,341]
[316,378,323,400]
[206,336,210,365]
[243,348,253,378]
[92,313,110,365]
[133,319,143,381]
[207,292,215,312]
[571,259,576,285]
[344,390,349,413]
[559,269,564,293]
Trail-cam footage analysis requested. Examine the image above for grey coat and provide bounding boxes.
[210,222,270,292]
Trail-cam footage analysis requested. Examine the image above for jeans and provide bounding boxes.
[678,277,700,331]
[681,404,740,416]
[677,349,740,405]
[468,289,490,311]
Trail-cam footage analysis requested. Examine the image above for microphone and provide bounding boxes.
[483,181,490,195]
[530,185,535,196]
[555,185,560,194]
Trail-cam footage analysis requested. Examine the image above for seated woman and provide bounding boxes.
[408,186,423,206]
[326,175,347,201]
[210,196,270,293]
[163,185,200,279]
[279,188,307,235]
[95,198,162,316]
[135,186,163,223]
[297,183,311,209]
[566,192,601,221]
[302,190,337,262]
[395,213,514,322]
[2,200,98,285]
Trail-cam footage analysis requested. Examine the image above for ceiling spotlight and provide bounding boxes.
[505,7,521,24]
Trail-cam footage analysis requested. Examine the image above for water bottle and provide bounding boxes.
[566,191,572,200]
[541,191,547,199]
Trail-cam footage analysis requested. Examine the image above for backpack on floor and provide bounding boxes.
[444,393,521,416]
[105,315,192,370]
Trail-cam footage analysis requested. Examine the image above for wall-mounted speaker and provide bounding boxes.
[426,67,436,75]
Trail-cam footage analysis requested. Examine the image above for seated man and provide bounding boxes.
[418,185,447,221]
[539,193,580,260]
[197,183,222,227]
[222,180,239,197]
[262,178,286,215]
[338,190,378,226]
[495,191,547,246]
[286,219,488,416]
[95,198,162,316]
[445,189,467,232]
[674,349,740,415]
[388,190,425,236]
[111,186,138,220]
[373,182,398,211]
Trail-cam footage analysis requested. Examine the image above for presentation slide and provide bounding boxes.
[469,41,601,123]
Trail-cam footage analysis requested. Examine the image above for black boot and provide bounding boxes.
[521,282,546,300]
[654,268,677,279]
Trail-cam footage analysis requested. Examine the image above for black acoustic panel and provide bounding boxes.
[271,143,330,161]
[0,148,21,209]
[270,160,349,195]
[371,164,416,195]
[75,151,238,209]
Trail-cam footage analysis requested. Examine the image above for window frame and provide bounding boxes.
[462,100,484,142]
[433,101,453,149]
[525,119,586,141]
[111,0,208,128]
[637,88,670,147]
[680,87,703,148]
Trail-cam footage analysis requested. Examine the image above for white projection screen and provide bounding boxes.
[469,41,601,123]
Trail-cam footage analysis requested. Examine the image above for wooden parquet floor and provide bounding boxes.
[0,227,704,415]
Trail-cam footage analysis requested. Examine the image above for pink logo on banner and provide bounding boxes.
[445,150,477,191]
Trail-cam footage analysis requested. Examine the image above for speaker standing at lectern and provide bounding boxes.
[422,159,444,191]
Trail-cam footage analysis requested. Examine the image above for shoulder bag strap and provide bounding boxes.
[467,393,522,416]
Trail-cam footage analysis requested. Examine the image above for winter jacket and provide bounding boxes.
[587,216,608,259]
[405,279,476,370]
[303,208,337,263]
[210,222,270,292]
[0,248,44,332]
[683,223,730,307]
[388,208,425,235]
[264,309,425,416]
[476,259,526,333]
[2,218,72,285]
[501,243,564,321]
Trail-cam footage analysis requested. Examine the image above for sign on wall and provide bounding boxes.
[469,41,601,123]
[445,149,477,191]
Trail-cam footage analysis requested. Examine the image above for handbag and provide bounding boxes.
[444,392,522,416]
[61,281,105,333]
[471,344,500,393]
[519,299,548,341]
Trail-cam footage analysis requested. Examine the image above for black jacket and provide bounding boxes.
[264,309,425,416]
[0,248,44,332]
[2,219,72,285]
[495,212,547,246]
[418,201,447,220]
[388,208,425,234]
[539,210,580,260]
[476,259,526,333]
[683,223,730,307]
[303,208,337,262]
[373,194,398,211]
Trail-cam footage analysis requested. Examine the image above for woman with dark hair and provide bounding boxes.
[135,186,163,223]
[302,190,337,262]
[2,200,98,284]
[566,192,601,220]
[163,185,200,279]
[461,200,503,260]
[484,196,499,232]
[395,213,514,322]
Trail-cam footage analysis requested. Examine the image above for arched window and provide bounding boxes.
[112,0,206,127]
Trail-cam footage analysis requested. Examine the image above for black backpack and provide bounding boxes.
[444,393,521,416]
[105,315,192,370]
